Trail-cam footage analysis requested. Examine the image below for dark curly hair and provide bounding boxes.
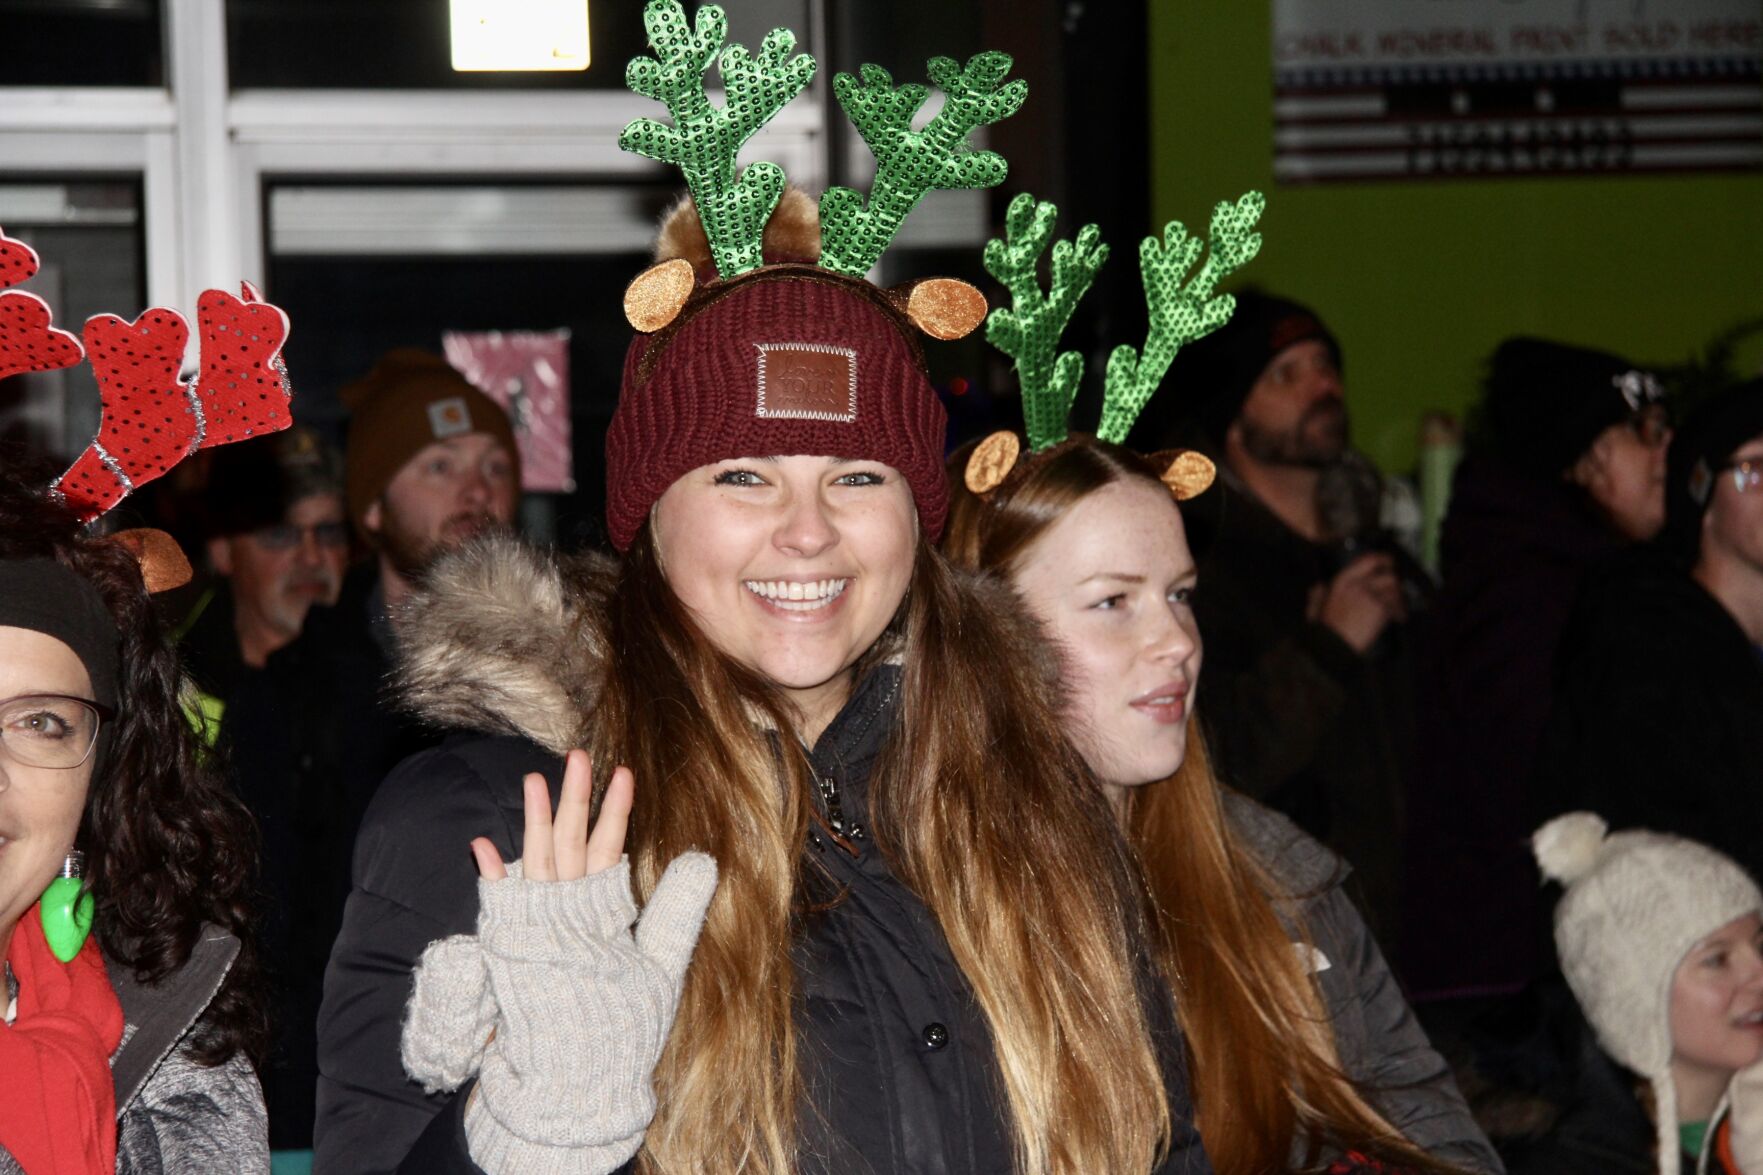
[0,456,269,1068]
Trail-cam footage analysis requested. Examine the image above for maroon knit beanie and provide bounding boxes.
[605,264,949,551]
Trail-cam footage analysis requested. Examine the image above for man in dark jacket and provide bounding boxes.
[178,427,349,738]
[1405,339,1670,1003]
[1135,291,1419,946]
[227,349,521,1153]
[1536,377,1763,880]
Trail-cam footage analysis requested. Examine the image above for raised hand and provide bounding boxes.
[402,750,719,1172]
[470,749,630,883]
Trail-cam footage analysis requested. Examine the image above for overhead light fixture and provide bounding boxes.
[450,0,590,72]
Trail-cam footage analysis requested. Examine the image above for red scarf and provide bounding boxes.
[1,915,124,1174]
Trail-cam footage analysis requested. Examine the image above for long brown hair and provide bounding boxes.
[944,434,1457,1173]
[576,525,1172,1173]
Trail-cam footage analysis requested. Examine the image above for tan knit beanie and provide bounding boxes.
[1535,812,1763,1175]
[340,348,520,533]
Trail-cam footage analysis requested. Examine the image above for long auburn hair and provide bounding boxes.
[944,435,1458,1174]
[0,463,268,1067]
[575,524,1172,1173]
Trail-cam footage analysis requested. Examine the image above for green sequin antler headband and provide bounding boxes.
[819,54,1026,277]
[616,0,1024,338]
[964,190,1265,500]
[619,3,816,279]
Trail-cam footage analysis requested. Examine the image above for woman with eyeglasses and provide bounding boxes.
[1404,338,1675,1012]
[0,463,270,1173]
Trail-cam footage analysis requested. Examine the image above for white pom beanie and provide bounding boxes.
[1534,812,1763,1175]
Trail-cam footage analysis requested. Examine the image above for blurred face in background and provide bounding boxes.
[1699,434,1763,575]
[364,432,518,577]
[1009,478,1203,801]
[1570,405,1671,541]
[210,491,349,652]
[1233,340,1348,468]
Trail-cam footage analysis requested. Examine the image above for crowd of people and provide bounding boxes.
[6,7,1763,1174]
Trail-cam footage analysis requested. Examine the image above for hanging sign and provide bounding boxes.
[441,329,575,493]
[1273,0,1762,183]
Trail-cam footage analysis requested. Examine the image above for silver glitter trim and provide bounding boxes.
[92,441,135,493]
[184,379,210,450]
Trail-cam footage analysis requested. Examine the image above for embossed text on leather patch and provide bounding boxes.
[755,343,858,422]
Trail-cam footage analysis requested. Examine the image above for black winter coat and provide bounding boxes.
[1182,473,1418,950]
[1405,458,1625,1000]
[314,667,1213,1174]
[229,563,432,1151]
[1534,548,1763,883]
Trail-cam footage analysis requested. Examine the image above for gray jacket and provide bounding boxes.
[109,925,268,1173]
[1,926,265,1174]
[1226,792,1504,1173]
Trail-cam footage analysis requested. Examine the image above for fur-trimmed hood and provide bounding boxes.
[396,534,616,755]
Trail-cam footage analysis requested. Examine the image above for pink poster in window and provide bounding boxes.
[442,329,574,493]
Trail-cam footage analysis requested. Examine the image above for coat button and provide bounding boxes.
[922,1022,949,1050]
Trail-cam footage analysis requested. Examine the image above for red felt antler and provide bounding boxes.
[0,232,84,381]
[0,226,295,522]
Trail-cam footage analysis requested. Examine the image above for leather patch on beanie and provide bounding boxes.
[426,397,473,439]
[755,344,857,422]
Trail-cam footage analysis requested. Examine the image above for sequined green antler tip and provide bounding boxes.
[619,0,816,279]
[820,51,1028,277]
[1096,190,1264,445]
[983,192,1109,453]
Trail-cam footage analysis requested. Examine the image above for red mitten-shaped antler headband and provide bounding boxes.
[0,226,293,522]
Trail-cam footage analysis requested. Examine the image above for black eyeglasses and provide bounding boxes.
[251,520,349,551]
[0,693,110,770]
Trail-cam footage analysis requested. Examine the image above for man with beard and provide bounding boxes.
[178,427,349,734]
[1134,291,1419,948]
[227,349,520,1159]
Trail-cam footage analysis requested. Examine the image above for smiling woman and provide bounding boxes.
[651,455,916,742]
[313,30,1214,1170]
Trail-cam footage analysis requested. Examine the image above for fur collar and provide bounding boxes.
[396,534,614,755]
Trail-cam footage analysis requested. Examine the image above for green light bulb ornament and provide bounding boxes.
[39,850,94,963]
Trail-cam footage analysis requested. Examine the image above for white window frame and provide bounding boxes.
[1,0,832,311]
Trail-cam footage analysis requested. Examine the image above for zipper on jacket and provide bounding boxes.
[817,774,865,842]
[808,771,864,858]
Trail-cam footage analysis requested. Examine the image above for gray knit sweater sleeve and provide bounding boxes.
[402,853,717,1175]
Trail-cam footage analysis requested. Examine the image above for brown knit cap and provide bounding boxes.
[604,265,948,551]
[340,348,520,532]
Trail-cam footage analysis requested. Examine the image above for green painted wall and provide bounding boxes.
[1148,4,1763,473]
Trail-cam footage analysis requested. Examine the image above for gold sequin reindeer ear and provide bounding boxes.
[623,258,697,332]
[1151,449,1217,501]
[963,430,1021,494]
[893,278,989,342]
